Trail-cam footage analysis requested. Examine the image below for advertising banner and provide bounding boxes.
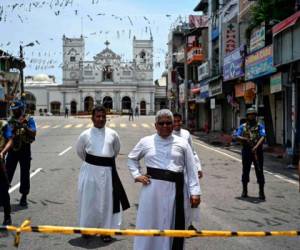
[250,24,265,53]
[222,23,238,56]
[270,72,282,93]
[245,45,276,80]
[223,46,244,81]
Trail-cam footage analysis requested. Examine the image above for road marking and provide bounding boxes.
[132,123,137,128]
[53,125,60,128]
[58,146,72,156]
[142,123,149,128]
[193,141,242,162]
[193,141,298,186]
[41,125,50,129]
[86,123,93,128]
[75,124,83,128]
[120,123,126,128]
[109,123,116,128]
[9,168,43,194]
[64,124,72,128]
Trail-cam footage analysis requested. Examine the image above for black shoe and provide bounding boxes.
[259,191,266,200]
[101,235,113,243]
[3,215,12,225]
[241,190,248,198]
[19,195,28,207]
[259,185,266,200]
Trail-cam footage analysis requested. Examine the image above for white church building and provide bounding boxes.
[24,35,166,115]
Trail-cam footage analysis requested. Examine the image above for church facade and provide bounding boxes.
[25,35,158,115]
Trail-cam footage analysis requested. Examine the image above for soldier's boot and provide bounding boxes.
[19,194,28,207]
[259,184,266,201]
[2,214,12,225]
[241,183,248,198]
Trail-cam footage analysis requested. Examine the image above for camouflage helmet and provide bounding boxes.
[10,99,25,110]
[246,107,257,116]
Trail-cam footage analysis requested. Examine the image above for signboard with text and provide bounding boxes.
[270,72,282,93]
[223,46,244,81]
[250,24,265,53]
[245,45,276,81]
[222,23,238,56]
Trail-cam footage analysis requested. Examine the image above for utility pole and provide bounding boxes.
[19,45,24,100]
[184,35,189,127]
[19,42,34,101]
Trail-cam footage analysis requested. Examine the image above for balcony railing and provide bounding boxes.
[187,47,204,64]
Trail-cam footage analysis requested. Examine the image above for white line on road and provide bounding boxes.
[193,141,242,162]
[9,168,43,194]
[193,141,298,186]
[58,146,72,156]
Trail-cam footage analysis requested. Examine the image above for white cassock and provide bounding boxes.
[76,127,121,228]
[128,134,201,250]
[173,128,202,225]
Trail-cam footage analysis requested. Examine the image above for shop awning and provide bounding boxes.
[191,87,200,94]
[272,11,300,36]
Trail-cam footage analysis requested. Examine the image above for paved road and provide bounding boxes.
[0,115,299,250]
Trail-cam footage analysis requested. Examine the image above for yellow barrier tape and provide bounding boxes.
[0,219,299,248]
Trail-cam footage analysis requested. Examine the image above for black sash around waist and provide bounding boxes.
[147,167,185,250]
[85,153,130,213]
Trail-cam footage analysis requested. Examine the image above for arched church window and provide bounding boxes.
[70,56,76,62]
[103,65,113,81]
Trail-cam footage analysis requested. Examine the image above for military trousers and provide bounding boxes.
[241,146,265,185]
[6,144,32,195]
[0,169,11,215]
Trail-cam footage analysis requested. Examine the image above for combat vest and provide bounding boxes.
[240,122,261,148]
[8,114,35,151]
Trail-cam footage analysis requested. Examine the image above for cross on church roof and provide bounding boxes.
[104,40,110,47]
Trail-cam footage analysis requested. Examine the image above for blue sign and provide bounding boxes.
[245,45,276,80]
[223,46,245,82]
[200,80,209,99]
[211,27,219,41]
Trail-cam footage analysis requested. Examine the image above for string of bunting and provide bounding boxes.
[0,219,299,248]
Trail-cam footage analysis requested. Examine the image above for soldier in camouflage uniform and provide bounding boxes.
[6,100,37,207]
[236,107,266,200]
[0,119,13,225]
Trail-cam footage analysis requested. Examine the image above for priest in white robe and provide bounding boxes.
[76,106,130,242]
[128,109,201,250]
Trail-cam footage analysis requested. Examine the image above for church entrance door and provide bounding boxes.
[84,96,94,114]
[140,101,146,115]
[71,101,77,115]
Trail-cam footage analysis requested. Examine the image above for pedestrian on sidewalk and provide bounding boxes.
[76,105,130,242]
[6,100,37,207]
[236,107,266,200]
[128,109,201,250]
[135,106,139,118]
[0,120,13,225]
[129,107,134,121]
[64,107,69,118]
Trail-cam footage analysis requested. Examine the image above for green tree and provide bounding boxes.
[247,0,295,38]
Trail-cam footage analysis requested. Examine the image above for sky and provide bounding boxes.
[0,0,200,83]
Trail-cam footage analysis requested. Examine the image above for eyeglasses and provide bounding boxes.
[157,121,173,126]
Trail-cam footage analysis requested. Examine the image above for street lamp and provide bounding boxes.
[19,42,34,100]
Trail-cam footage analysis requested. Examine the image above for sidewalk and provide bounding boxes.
[192,131,299,182]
